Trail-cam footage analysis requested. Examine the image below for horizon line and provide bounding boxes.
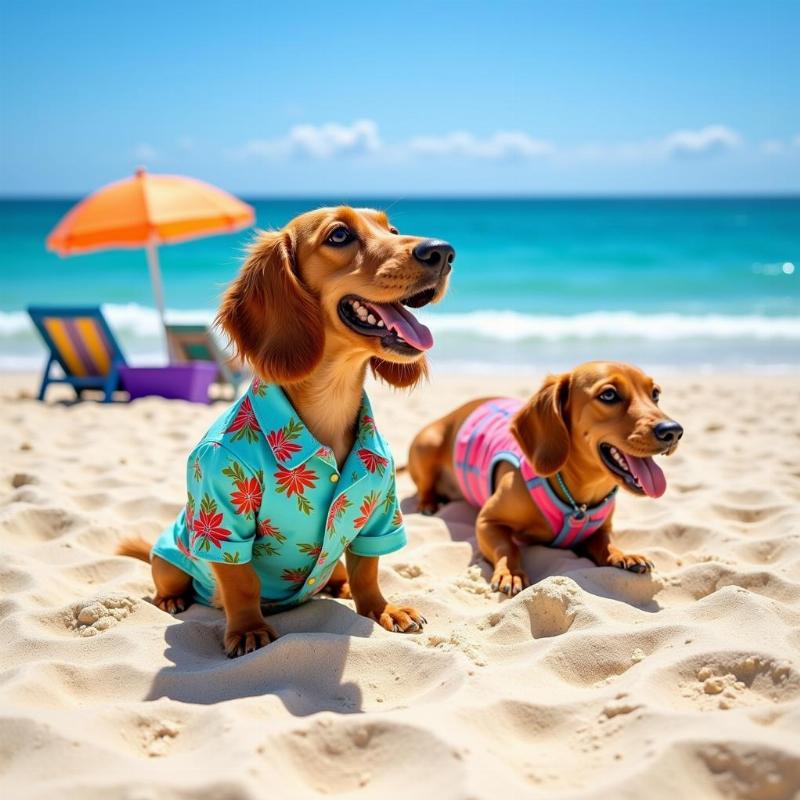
[1,191,799,202]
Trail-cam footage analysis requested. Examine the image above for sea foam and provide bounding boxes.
[2,304,799,342]
[3,303,799,371]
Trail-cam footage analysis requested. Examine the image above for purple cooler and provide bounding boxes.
[120,362,217,403]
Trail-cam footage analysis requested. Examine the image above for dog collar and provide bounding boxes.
[553,471,618,520]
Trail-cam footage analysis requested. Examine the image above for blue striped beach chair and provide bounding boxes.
[27,306,127,402]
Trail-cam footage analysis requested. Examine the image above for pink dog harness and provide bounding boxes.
[453,398,617,548]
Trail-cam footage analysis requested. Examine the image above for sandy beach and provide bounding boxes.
[1,370,798,799]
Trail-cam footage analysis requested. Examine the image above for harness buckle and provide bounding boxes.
[573,504,588,521]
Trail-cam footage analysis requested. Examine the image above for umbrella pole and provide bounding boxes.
[145,242,172,361]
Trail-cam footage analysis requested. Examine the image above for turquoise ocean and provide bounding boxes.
[1,197,798,372]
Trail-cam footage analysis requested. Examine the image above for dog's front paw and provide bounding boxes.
[224,623,277,658]
[367,604,426,633]
[490,564,529,596]
[153,593,191,614]
[607,551,654,574]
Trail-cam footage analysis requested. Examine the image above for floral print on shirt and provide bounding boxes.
[151,381,406,608]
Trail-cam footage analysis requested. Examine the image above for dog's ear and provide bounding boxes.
[370,357,428,389]
[510,373,571,475]
[216,229,324,383]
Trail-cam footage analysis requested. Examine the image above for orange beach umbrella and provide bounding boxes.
[47,168,255,347]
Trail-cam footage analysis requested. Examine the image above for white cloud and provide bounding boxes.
[229,121,747,165]
[571,125,742,163]
[132,143,158,163]
[758,135,800,156]
[659,125,741,157]
[408,130,553,159]
[232,119,381,160]
[290,120,381,157]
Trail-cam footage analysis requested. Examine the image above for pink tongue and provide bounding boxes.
[624,455,667,498]
[366,302,433,351]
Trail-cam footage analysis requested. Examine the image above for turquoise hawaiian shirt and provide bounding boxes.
[151,378,406,608]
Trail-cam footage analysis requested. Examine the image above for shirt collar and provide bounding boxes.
[247,379,386,469]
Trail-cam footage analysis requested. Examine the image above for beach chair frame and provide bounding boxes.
[27,306,127,402]
[164,323,246,396]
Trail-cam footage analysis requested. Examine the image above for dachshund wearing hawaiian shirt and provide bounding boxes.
[406,362,683,596]
[120,207,453,657]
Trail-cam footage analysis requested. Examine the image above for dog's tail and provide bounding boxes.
[117,536,152,563]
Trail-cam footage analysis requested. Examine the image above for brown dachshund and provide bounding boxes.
[407,362,682,595]
[120,207,453,656]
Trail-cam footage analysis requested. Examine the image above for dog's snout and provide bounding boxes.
[653,420,684,444]
[412,239,455,273]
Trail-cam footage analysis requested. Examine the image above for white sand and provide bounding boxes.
[1,371,799,799]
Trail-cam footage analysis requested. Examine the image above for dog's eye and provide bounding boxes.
[389,226,399,235]
[652,388,661,404]
[326,226,355,246]
[598,388,620,403]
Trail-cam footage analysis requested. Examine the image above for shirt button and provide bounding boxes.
[330,473,339,483]
[307,577,316,585]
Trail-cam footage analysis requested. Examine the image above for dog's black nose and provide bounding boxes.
[412,239,455,273]
[653,420,684,443]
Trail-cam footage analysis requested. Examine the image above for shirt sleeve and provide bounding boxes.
[185,442,260,565]
[347,467,407,558]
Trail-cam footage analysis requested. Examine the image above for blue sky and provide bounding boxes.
[1,0,798,196]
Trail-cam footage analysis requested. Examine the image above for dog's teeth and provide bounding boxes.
[377,320,384,327]
[352,300,361,309]
[367,314,376,325]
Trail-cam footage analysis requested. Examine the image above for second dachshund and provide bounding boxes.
[407,361,683,595]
